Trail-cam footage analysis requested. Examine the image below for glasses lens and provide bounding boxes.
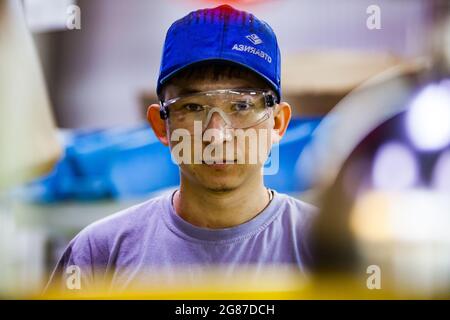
[225,91,267,128]
[165,90,270,129]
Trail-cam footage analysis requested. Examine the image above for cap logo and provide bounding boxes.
[246,34,263,45]
[231,44,272,64]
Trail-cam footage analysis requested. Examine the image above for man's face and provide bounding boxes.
[163,73,276,192]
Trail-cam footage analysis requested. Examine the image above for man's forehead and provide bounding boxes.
[164,77,263,99]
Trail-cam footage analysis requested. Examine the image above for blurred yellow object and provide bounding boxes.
[40,275,419,300]
[40,266,397,300]
[38,264,448,300]
[0,0,60,189]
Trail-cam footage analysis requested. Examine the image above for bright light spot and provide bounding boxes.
[350,190,450,243]
[432,150,450,191]
[349,191,391,242]
[406,81,450,151]
[372,142,419,190]
[350,190,450,295]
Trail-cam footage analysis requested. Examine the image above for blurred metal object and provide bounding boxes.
[295,58,428,198]
[305,1,450,298]
[310,100,450,297]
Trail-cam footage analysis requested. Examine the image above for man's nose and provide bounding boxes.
[203,110,233,143]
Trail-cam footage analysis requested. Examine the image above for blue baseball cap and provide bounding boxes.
[157,4,281,102]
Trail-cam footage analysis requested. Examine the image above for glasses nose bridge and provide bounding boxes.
[203,106,232,130]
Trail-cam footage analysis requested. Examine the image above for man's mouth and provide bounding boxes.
[202,159,238,166]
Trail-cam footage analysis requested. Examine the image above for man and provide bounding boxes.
[47,4,316,293]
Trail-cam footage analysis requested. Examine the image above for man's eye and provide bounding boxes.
[183,104,204,112]
[232,102,253,111]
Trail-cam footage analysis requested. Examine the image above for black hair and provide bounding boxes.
[158,61,273,100]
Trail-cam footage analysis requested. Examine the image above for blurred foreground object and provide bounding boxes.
[309,8,450,298]
[0,0,60,296]
[0,0,60,189]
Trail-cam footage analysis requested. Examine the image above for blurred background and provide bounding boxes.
[0,0,449,298]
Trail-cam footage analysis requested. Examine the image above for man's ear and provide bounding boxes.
[272,102,291,143]
[147,104,169,146]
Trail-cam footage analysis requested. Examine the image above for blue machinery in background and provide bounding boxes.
[25,118,321,202]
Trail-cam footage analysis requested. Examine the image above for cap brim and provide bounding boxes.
[157,57,280,102]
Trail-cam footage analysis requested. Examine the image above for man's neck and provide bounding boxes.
[173,176,270,229]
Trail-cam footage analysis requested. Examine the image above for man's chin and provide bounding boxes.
[196,175,242,192]
[189,170,243,192]
[204,185,238,193]
[180,163,260,191]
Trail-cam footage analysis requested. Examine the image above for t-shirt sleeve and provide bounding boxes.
[44,226,109,295]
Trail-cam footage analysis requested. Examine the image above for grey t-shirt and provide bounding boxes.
[47,190,317,292]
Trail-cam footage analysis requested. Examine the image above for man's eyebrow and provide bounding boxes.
[176,88,201,95]
[176,86,257,95]
[163,87,199,101]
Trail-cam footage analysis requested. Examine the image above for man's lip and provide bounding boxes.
[202,160,237,165]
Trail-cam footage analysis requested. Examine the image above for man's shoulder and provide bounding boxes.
[276,192,318,216]
[274,192,318,229]
[72,192,170,249]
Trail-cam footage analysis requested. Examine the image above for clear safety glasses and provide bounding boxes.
[160,89,277,130]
